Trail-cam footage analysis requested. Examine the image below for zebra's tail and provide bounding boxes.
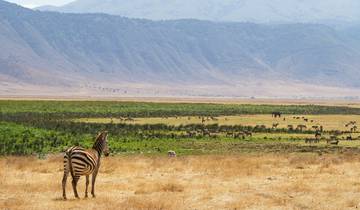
[66,148,75,179]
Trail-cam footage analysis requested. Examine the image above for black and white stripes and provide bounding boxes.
[62,131,109,199]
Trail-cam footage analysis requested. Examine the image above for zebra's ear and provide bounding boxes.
[103,131,108,139]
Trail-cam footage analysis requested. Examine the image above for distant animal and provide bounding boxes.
[345,121,357,127]
[346,136,353,141]
[62,131,109,199]
[296,124,307,132]
[330,140,339,145]
[202,129,211,137]
[305,138,312,143]
[201,117,206,123]
[272,112,282,118]
[244,131,252,137]
[226,132,234,137]
[272,123,279,129]
[125,117,134,121]
[186,130,197,138]
[233,132,245,139]
[210,116,218,121]
[350,126,357,133]
[312,125,319,130]
[168,150,176,157]
[333,130,343,136]
[330,135,337,140]
[327,135,339,145]
[305,138,319,144]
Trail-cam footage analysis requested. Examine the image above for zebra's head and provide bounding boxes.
[102,131,110,157]
[95,131,110,157]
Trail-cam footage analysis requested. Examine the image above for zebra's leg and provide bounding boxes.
[62,157,69,200]
[85,175,89,198]
[71,176,80,199]
[62,170,69,200]
[91,166,99,198]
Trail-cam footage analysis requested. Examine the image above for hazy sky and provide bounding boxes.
[6,0,73,8]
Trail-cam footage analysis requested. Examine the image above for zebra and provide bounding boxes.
[62,131,110,200]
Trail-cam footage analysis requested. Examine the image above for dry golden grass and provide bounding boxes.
[2,154,360,210]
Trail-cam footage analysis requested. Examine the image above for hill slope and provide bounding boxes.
[1,1,360,97]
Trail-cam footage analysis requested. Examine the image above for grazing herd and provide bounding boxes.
[155,113,359,144]
[271,113,359,145]
[182,128,253,139]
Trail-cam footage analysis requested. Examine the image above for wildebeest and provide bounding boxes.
[345,121,357,127]
[350,126,357,133]
[296,124,307,131]
[244,131,252,137]
[226,132,235,138]
[312,125,319,130]
[202,129,211,137]
[272,112,282,118]
[233,132,245,139]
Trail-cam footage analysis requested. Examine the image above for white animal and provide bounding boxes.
[168,150,176,157]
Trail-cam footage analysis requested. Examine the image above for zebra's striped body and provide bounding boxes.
[65,146,99,176]
[62,131,109,199]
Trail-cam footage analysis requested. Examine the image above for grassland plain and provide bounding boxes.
[2,100,360,155]
[3,100,360,209]
[2,154,360,210]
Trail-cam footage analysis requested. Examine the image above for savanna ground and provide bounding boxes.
[3,99,360,209]
[2,154,360,210]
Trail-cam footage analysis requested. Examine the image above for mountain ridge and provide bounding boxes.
[35,0,360,24]
[1,0,360,97]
